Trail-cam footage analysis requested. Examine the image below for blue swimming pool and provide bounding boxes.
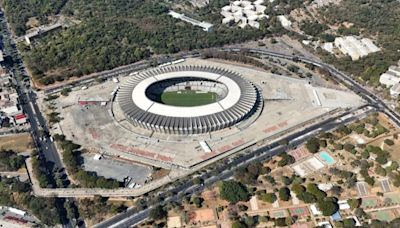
[319,151,335,165]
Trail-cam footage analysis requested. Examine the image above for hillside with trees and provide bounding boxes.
[318,0,400,85]
[1,0,68,36]
[8,0,270,85]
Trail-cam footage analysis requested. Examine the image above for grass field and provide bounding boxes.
[0,133,33,152]
[161,90,217,107]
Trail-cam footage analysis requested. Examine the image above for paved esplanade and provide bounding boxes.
[118,65,260,134]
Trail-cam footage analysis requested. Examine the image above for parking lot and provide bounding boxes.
[82,154,152,185]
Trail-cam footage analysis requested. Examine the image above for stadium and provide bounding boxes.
[117,65,261,134]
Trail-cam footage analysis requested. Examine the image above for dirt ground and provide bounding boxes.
[0,133,33,152]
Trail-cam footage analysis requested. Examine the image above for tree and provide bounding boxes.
[64,201,78,220]
[281,176,293,186]
[192,177,203,185]
[317,200,339,216]
[347,198,361,209]
[306,137,320,153]
[297,192,317,203]
[336,218,356,228]
[274,218,287,227]
[384,139,394,146]
[278,154,295,167]
[306,183,327,200]
[278,187,291,201]
[192,197,203,208]
[343,143,355,152]
[60,88,72,96]
[149,205,167,221]
[319,139,327,148]
[219,181,249,204]
[232,220,247,228]
[291,184,306,195]
[375,165,387,176]
[243,216,257,227]
[355,208,368,219]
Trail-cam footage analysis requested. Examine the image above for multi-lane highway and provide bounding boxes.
[95,105,374,228]
[228,48,400,127]
[0,10,79,228]
[0,14,398,227]
[95,48,400,228]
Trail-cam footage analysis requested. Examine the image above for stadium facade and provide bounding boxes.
[117,65,260,134]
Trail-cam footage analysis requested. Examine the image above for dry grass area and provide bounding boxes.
[0,133,33,152]
[151,168,170,180]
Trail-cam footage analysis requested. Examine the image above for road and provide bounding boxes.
[228,48,400,127]
[95,48,400,228]
[95,106,373,228]
[0,21,397,227]
[0,9,80,228]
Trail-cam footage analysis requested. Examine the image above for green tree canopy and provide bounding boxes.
[219,180,249,204]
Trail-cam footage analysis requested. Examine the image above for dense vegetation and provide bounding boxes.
[9,0,269,85]
[0,177,60,225]
[31,149,54,188]
[1,0,67,35]
[319,0,400,85]
[78,196,126,223]
[0,149,25,171]
[219,180,249,204]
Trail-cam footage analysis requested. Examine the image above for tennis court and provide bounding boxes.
[356,182,369,196]
[372,210,396,222]
[385,193,400,204]
[292,157,325,177]
[380,179,392,193]
[270,209,288,218]
[289,206,309,217]
[361,197,378,208]
[288,146,310,161]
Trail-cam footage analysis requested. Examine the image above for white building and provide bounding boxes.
[334,36,380,61]
[322,42,334,53]
[379,61,400,97]
[390,83,400,97]
[277,15,292,29]
[380,72,400,87]
[0,91,20,116]
[168,10,213,32]
[310,204,322,215]
[338,200,350,210]
[221,0,269,29]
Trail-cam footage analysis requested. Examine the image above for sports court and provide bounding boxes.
[292,157,325,177]
[356,182,369,196]
[385,193,400,204]
[372,210,396,222]
[270,209,289,218]
[361,197,378,208]
[380,179,392,193]
[161,90,217,106]
[288,146,310,161]
[290,223,310,228]
[167,216,182,228]
[188,208,215,223]
[289,206,310,217]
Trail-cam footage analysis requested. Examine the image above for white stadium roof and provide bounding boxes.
[118,65,259,135]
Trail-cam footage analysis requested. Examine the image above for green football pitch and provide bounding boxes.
[161,90,217,107]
